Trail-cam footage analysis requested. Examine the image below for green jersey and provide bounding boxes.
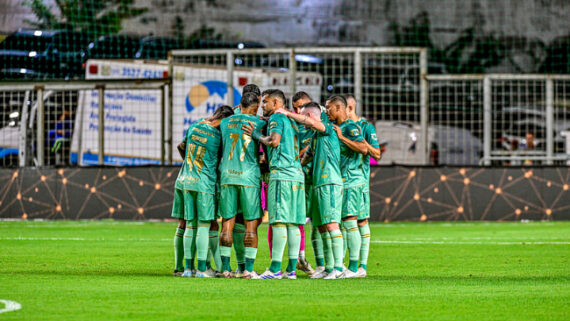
[183,121,222,194]
[219,114,266,187]
[339,118,366,187]
[357,118,380,181]
[298,122,314,184]
[310,118,343,187]
[233,106,241,115]
[175,120,200,189]
[267,113,304,182]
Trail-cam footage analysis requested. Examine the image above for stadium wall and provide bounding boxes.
[0,166,568,221]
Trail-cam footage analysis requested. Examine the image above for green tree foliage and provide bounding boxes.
[23,0,147,37]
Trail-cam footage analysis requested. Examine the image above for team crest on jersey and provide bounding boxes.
[350,129,359,136]
[371,133,377,140]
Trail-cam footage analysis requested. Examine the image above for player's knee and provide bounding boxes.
[177,219,186,229]
[357,219,368,227]
[210,220,219,231]
[220,232,233,247]
[244,232,257,247]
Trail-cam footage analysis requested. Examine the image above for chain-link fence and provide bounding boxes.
[0,80,168,167]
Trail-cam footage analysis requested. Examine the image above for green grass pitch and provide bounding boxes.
[0,220,569,320]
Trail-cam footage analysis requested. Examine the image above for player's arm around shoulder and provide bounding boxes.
[242,115,281,148]
[335,122,368,155]
[275,107,326,133]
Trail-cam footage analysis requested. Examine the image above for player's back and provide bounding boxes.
[267,113,304,182]
[184,121,221,194]
[219,114,266,187]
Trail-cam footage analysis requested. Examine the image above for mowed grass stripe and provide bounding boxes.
[0,221,568,321]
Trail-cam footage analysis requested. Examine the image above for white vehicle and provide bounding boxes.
[375,121,483,165]
[70,59,322,165]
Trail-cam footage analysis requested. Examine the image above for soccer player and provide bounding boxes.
[171,134,192,276]
[324,95,368,279]
[243,89,306,279]
[180,105,234,278]
[232,84,261,277]
[345,94,381,278]
[276,102,345,279]
[219,92,267,279]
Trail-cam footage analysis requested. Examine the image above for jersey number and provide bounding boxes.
[187,143,205,172]
[228,133,252,161]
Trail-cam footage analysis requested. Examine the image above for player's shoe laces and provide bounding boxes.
[242,270,259,279]
[195,270,215,278]
[234,268,244,278]
[296,257,314,275]
[355,267,367,278]
[173,270,184,277]
[310,269,328,279]
[324,269,342,279]
[282,271,297,279]
[181,269,193,278]
[338,269,358,279]
[258,269,283,279]
[221,270,234,278]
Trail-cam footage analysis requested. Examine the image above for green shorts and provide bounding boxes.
[358,187,370,220]
[311,184,342,227]
[171,187,187,219]
[184,190,216,221]
[342,184,366,219]
[219,184,261,221]
[268,180,306,225]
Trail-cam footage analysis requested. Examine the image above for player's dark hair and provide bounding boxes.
[292,91,312,103]
[265,89,286,105]
[211,105,234,120]
[342,93,355,101]
[243,84,261,97]
[261,89,272,97]
[240,92,259,110]
[327,95,347,108]
[301,101,321,115]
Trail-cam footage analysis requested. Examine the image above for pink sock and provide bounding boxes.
[268,224,273,259]
[299,224,305,252]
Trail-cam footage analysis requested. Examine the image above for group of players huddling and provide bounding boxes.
[171,84,380,279]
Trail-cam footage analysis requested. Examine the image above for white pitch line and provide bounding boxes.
[0,300,21,314]
[371,240,570,245]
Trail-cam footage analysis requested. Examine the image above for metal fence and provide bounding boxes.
[0,79,168,167]
[170,47,428,164]
[426,74,570,165]
[1,47,570,168]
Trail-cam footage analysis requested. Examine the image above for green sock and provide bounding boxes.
[183,220,197,270]
[341,223,348,262]
[220,245,232,272]
[233,223,245,271]
[344,220,361,273]
[311,228,324,267]
[174,227,184,271]
[244,247,257,272]
[320,230,334,272]
[270,224,287,273]
[287,224,301,273]
[330,229,344,272]
[359,223,370,270]
[196,223,210,272]
[209,230,221,271]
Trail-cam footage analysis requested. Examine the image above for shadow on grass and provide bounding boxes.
[5,269,569,282]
